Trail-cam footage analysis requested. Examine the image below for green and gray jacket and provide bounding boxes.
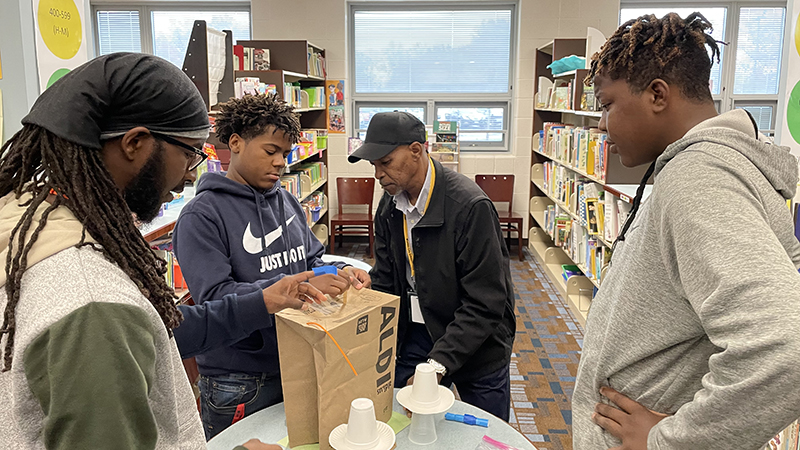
[0,192,207,449]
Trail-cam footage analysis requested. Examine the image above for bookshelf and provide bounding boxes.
[428,121,460,172]
[233,40,330,245]
[529,35,653,326]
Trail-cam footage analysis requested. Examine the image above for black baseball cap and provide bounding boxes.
[348,111,426,163]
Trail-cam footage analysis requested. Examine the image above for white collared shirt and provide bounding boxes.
[393,160,432,290]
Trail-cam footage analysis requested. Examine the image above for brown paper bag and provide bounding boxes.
[276,287,400,450]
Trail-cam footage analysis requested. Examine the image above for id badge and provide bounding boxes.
[408,290,425,324]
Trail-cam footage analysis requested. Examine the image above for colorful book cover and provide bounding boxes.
[253,48,270,70]
[233,45,244,71]
[586,198,599,235]
[434,121,458,134]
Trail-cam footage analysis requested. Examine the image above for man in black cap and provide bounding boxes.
[349,111,517,420]
[0,53,315,450]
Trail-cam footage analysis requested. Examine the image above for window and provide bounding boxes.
[620,3,785,134]
[96,11,141,54]
[151,11,250,67]
[619,7,727,95]
[356,105,426,139]
[734,7,784,95]
[93,4,251,68]
[350,4,516,152]
[436,104,507,148]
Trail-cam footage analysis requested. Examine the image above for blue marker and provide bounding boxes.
[313,266,338,276]
[445,413,489,427]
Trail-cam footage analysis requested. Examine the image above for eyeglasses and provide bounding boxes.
[151,132,209,171]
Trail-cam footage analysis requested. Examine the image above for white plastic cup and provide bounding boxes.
[408,412,438,445]
[410,363,439,405]
[344,398,380,448]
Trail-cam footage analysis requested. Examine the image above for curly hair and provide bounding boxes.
[0,125,182,371]
[586,12,722,102]
[215,93,302,145]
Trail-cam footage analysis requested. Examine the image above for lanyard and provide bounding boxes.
[403,159,436,279]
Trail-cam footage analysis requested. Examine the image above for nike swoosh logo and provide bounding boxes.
[242,215,296,255]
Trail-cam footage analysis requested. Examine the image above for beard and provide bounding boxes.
[124,143,167,224]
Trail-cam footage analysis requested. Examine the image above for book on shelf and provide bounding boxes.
[431,121,460,171]
[550,84,570,110]
[301,87,325,108]
[280,173,302,198]
[235,46,271,71]
[233,45,244,70]
[536,77,554,109]
[234,77,277,99]
[280,161,327,199]
[769,420,800,450]
[542,161,633,244]
[431,142,458,153]
[283,82,302,108]
[581,85,597,112]
[562,264,582,282]
[538,122,609,182]
[253,48,271,70]
[296,161,327,185]
[307,47,326,78]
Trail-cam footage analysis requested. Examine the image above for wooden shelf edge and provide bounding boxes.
[528,227,592,327]
[143,222,176,242]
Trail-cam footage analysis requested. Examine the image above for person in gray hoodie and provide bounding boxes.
[573,12,800,450]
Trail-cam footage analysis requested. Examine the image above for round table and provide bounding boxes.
[208,389,537,450]
[321,254,372,272]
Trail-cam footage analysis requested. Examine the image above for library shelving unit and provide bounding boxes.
[227,39,330,246]
[529,36,652,326]
[428,121,460,172]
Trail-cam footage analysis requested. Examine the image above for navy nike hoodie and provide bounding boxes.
[172,172,347,376]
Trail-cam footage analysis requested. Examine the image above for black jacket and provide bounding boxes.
[370,160,516,382]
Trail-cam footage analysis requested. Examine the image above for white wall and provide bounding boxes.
[0,0,40,143]
[251,0,620,233]
[0,0,94,143]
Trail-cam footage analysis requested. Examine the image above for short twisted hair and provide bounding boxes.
[215,93,301,145]
[586,12,722,102]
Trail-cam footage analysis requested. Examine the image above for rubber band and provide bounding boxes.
[306,322,358,377]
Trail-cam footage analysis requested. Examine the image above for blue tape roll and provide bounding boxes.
[313,266,338,276]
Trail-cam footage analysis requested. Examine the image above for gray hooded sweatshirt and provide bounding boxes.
[573,109,800,450]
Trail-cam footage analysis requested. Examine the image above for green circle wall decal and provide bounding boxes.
[46,68,71,89]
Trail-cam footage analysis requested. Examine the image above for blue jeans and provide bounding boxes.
[395,323,511,421]
[198,372,283,441]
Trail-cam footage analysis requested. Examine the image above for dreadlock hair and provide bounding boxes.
[0,124,182,371]
[586,12,722,102]
[215,93,302,145]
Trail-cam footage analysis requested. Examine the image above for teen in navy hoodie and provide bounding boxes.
[172,94,371,440]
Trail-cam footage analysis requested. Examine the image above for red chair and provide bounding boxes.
[330,177,376,258]
[475,175,524,261]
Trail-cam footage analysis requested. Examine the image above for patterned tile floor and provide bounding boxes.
[331,241,584,450]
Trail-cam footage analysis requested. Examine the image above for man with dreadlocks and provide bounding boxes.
[0,53,328,450]
[172,93,372,439]
[573,13,800,450]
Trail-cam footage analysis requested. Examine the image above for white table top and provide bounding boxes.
[208,389,537,450]
[321,254,372,272]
